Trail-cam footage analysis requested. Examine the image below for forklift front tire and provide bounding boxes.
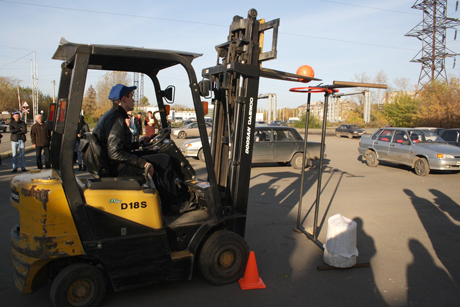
[50,263,106,307]
[199,230,249,285]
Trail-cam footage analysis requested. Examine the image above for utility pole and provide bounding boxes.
[51,80,56,103]
[31,51,39,121]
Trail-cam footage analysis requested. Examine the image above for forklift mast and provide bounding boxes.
[203,9,279,235]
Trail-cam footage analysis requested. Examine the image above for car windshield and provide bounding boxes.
[407,130,445,143]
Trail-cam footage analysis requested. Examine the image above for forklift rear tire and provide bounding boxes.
[199,230,249,285]
[50,263,106,307]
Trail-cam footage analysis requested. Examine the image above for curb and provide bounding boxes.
[1,146,35,160]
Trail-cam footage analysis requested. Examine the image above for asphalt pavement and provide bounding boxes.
[0,134,459,306]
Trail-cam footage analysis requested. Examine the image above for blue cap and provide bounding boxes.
[13,111,20,115]
[108,84,137,101]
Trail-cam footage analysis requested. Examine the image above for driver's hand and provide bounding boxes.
[139,136,148,145]
[144,162,154,177]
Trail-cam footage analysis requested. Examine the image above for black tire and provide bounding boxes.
[199,230,249,285]
[365,150,379,167]
[50,263,106,307]
[198,149,205,162]
[414,157,429,176]
[178,131,187,139]
[291,152,310,170]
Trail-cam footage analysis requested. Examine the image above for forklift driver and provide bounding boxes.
[92,84,188,214]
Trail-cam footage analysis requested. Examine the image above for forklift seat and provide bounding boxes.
[79,132,111,179]
[80,132,146,186]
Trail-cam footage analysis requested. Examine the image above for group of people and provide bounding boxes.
[125,110,159,142]
[5,91,160,174]
[6,112,91,172]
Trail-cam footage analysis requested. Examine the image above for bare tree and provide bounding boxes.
[392,77,412,92]
[94,71,132,117]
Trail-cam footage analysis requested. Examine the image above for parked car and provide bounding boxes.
[358,128,460,176]
[270,120,287,126]
[255,121,267,126]
[182,119,196,126]
[180,126,325,169]
[415,127,444,136]
[336,124,366,139]
[172,122,212,139]
[439,128,460,147]
[0,120,7,132]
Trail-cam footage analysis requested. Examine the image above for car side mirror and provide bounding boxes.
[401,140,411,145]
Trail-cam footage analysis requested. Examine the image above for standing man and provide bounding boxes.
[30,114,51,169]
[134,112,143,142]
[9,111,28,172]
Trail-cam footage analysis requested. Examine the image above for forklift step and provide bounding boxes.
[170,250,193,260]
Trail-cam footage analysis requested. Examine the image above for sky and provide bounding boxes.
[1,0,460,110]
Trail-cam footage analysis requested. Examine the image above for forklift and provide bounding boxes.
[10,9,320,306]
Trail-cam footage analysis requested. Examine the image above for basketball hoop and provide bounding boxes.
[289,87,338,94]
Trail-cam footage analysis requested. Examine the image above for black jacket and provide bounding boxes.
[9,119,27,142]
[30,122,51,146]
[93,106,146,176]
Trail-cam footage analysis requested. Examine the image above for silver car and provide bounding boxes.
[172,122,212,139]
[358,128,460,176]
[181,126,325,169]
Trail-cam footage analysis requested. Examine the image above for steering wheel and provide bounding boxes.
[143,127,171,149]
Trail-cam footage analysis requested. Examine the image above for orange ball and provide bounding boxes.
[296,65,315,83]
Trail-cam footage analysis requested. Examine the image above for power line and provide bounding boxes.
[0,44,33,51]
[1,0,430,53]
[314,0,419,16]
[280,32,419,51]
[0,0,227,28]
[0,51,33,70]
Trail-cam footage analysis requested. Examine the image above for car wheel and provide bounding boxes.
[178,131,187,139]
[291,153,310,170]
[198,149,205,162]
[199,230,249,285]
[414,157,429,176]
[365,150,379,167]
[348,133,354,139]
[50,263,106,307]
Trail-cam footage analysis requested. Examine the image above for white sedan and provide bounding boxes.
[172,122,212,139]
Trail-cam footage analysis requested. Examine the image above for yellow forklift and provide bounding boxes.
[10,9,320,306]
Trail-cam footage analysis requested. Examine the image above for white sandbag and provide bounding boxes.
[323,213,359,268]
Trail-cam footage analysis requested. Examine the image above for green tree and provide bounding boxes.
[83,85,97,117]
[139,96,149,107]
[382,92,420,127]
[294,112,322,128]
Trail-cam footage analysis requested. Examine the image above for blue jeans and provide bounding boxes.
[11,140,26,170]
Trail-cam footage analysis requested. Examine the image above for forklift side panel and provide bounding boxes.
[10,170,85,293]
[84,187,163,230]
[84,233,191,291]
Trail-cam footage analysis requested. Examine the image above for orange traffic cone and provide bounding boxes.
[238,251,266,290]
